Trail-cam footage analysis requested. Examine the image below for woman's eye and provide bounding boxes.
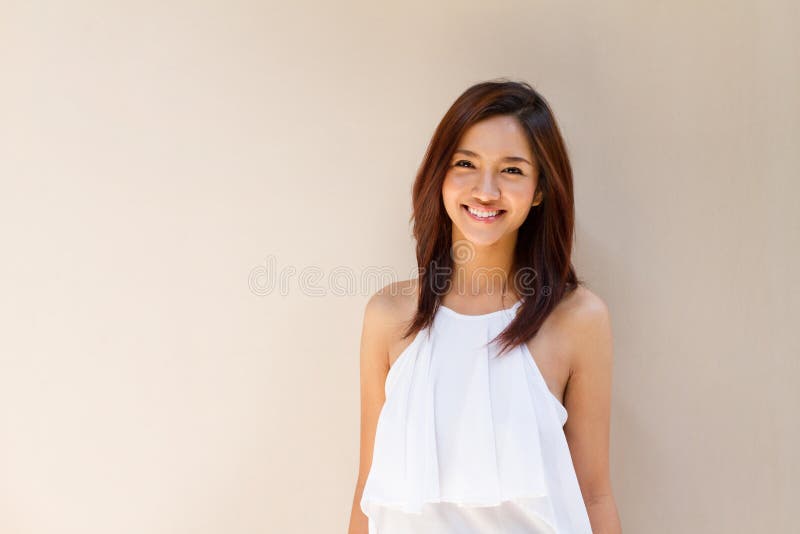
[452,161,523,175]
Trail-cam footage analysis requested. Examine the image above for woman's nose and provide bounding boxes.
[472,171,501,200]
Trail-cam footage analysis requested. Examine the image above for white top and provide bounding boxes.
[360,299,593,533]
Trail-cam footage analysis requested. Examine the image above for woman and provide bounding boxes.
[348,80,622,533]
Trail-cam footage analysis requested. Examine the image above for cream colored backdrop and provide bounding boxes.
[1,1,797,533]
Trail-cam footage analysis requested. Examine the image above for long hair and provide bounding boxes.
[402,78,585,356]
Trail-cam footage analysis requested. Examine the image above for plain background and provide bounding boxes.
[1,1,797,533]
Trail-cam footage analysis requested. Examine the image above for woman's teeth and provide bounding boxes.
[464,205,505,220]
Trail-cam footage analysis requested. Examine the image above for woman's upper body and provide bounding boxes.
[349,278,617,533]
[349,80,621,533]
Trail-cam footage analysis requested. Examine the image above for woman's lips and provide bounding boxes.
[462,204,506,222]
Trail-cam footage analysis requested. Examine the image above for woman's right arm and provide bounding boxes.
[347,291,392,534]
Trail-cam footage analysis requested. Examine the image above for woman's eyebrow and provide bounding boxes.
[453,148,532,166]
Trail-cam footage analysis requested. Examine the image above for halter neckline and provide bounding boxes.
[437,299,523,319]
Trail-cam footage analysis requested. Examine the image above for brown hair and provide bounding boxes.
[402,78,585,356]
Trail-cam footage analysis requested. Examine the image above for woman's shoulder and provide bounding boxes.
[550,284,613,371]
[364,279,419,337]
[361,280,420,370]
[555,284,609,322]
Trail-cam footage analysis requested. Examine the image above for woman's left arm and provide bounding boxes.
[563,294,623,534]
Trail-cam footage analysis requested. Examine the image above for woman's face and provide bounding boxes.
[442,114,541,247]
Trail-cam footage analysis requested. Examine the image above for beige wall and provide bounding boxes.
[1,1,797,532]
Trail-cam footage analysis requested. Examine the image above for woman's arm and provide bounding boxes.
[563,291,623,533]
[347,291,393,534]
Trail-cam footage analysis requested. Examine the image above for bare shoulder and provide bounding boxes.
[553,284,609,319]
[374,278,417,307]
[540,285,609,333]
[554,285,618,507]
[554,285,613,374]
[355,279,418,489]
[366,278,418,327]
[363,279,419,363]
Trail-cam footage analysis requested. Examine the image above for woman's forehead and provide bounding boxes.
[457,117,533,159]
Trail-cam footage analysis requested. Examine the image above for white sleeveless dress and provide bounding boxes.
[360,299,593,533]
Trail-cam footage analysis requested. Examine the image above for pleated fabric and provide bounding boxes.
[360,299,593,533]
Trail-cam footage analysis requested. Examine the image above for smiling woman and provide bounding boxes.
[443,115,542,234]
[349,79,621,534]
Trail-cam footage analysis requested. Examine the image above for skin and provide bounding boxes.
[349,115,622,533]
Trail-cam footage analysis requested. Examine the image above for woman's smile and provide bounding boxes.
[462,204,507,222]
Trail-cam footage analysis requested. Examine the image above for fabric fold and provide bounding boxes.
[360,300,592,533]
